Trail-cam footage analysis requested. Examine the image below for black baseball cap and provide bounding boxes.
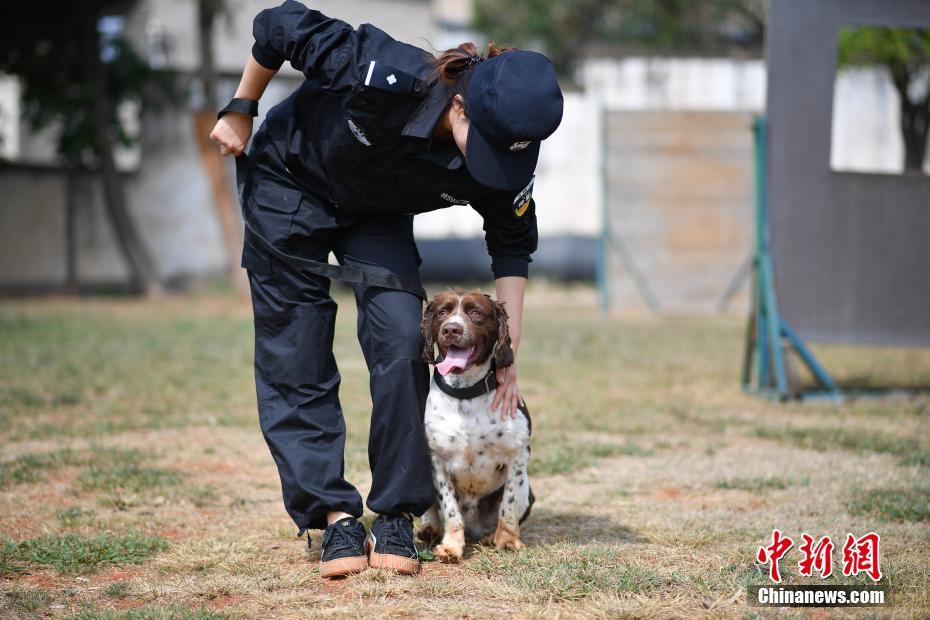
[465,51,564,192]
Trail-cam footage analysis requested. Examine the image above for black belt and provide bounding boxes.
[235,153,427,302]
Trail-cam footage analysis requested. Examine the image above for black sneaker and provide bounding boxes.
[367,513,420,575]
[320,517,368,578]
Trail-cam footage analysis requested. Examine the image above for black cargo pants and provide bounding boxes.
[237,140,436,534]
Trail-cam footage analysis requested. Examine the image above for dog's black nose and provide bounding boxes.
[442,323,463,337]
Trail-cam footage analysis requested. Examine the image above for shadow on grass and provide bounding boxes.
[799,380,930,398]
[518,507,646,547]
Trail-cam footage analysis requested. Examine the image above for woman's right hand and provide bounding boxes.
[209,112,253,157]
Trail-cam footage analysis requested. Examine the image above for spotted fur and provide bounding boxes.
[419,290,534,562]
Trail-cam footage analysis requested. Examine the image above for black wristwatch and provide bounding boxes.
[217,98,259,120]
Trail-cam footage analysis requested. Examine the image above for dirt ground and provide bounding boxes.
[1,283,928,618]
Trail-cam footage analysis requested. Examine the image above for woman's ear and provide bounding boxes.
[451,94,467,119]
[420,299,437,364]
[490,298,514,368]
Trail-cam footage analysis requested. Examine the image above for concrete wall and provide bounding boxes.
[587,57,764,313]
[603,111,754,313]
[0,109,229,288]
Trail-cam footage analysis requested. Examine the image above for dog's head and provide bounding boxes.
[420,289,514,375]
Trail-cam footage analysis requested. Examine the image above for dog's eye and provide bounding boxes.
[437,309,448,318]
[469,309,482,318]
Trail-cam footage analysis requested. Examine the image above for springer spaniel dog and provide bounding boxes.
[417,289,534,563]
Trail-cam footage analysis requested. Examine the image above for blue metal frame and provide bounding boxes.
[742,117,840,400]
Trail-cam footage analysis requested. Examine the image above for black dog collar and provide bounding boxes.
[217,97,259,120]
[433,367,498,400]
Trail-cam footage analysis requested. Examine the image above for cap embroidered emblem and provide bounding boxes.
[386,74,397,85]
[509,140,532,152]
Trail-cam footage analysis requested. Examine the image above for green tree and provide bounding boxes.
[0,1,171,294]
[472,0,765,81]
[838,26,930,174]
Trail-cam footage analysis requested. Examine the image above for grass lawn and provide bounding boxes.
[1,284,928,618]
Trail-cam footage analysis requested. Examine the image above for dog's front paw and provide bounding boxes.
[433,543,464,563]
[417,524,442,546]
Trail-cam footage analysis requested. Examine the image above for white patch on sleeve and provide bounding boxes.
[364,60,376,86]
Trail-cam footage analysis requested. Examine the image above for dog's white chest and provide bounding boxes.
[425,385,530,498]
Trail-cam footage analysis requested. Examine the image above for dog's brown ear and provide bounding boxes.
[490,297,514,368]
[420,298,437,364]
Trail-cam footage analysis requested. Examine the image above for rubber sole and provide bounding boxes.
[320,554,368,579]
[366,540,420,575]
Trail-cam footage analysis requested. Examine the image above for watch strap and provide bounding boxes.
[217,98,259,120]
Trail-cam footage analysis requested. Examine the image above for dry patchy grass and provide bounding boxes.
[1,286,929,618]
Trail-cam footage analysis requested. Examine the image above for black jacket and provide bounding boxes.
[249,0,538,278]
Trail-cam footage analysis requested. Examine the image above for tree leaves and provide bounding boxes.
[472,0,766,79]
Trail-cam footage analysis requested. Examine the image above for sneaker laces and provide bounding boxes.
[324,522,357,552]
[380,515,416,556]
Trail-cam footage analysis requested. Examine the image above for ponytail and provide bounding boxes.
[431,41,515,85]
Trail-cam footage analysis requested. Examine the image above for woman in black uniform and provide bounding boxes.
[210,0,563,578]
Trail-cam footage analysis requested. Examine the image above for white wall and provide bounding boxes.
[416,57,768,241]
[583,57,766,112]
[831,66,930,175]
[0,75,19,160]
[413,91,602,240]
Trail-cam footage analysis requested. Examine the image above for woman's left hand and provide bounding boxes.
[492,363,522,420]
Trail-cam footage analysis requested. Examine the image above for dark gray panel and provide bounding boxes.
[767,0,930,347]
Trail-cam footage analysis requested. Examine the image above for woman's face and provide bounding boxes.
[450,95,469,157]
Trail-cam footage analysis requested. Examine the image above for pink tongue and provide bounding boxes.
[436,347,472,376]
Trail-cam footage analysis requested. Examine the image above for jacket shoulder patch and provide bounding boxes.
[513,177,534,218]
[364,61,425,96]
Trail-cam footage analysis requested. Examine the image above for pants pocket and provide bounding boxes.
[249,183,303,249]
[254,301,338,390]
